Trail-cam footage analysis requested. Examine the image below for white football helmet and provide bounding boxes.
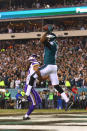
[28,56,37,62]
[46,33,56,41]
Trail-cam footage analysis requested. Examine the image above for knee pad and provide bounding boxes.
[29,75,35,86]
[54,85,64,94]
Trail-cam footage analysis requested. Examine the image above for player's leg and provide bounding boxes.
[23,88,42,120]
[49,69,73,110]
[23,88,38,120]
[32,88,42,105]
[37,64,69,103]
[23,103,35,120]
[50,74,69,103]
[49,65,69,103]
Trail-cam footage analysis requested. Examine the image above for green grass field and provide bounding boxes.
[0,109,87,116]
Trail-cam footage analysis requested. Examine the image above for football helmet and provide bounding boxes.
[31,54,37,58]
[46,33,57,41]
[28,56,37,62]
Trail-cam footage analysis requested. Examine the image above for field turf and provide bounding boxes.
[0,109,87,116]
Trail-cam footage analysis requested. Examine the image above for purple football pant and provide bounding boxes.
[26,88,42,116]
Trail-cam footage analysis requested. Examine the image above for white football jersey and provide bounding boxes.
[26,61,39,86]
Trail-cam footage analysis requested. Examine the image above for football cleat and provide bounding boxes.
[23,116,31,120]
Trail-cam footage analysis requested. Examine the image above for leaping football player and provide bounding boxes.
[25,24,73,112]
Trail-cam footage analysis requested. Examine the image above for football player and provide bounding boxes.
[26,25,73,111]
[23,54,42,120]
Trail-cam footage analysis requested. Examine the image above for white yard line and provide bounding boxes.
[0,125,87,131]
[0,116,87,122]
[0,113,87,120]
[0,114,87,131]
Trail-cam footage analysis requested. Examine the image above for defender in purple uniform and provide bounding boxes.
[23,55,42,120]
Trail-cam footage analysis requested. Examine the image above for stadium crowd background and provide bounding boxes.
[0,38,87,89]
[0,18,87,34]
[0,0,86,11]
[0,0,87,110]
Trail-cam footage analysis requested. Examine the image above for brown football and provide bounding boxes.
[43,25,48,31]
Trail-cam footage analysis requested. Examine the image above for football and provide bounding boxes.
[43,25,48,31]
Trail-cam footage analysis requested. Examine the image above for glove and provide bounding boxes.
[22,95,28,101]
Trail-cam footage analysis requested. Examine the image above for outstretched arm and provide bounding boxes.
[40,24,53,44]
[40,32,48,44]
[40,24,54,43]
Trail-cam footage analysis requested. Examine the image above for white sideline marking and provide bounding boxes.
[0,114,86,120]
[0,116,87,122]
[0,114,87,131]
[0,125,87,131]
[54,123,87,126]
[0,114,54,119]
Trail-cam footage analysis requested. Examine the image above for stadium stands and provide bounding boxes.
[0,37,86,89]
[0,17,87,34]
[0,0,86,11]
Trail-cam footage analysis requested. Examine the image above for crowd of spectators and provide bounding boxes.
[0,36,87,109]
[0,89,14,109]
[0,89,27,109]
[0,86,87,110]
[39,88,87,110]
[0,0,86,12]
[0,17,87,34]
[0,37,87,90]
